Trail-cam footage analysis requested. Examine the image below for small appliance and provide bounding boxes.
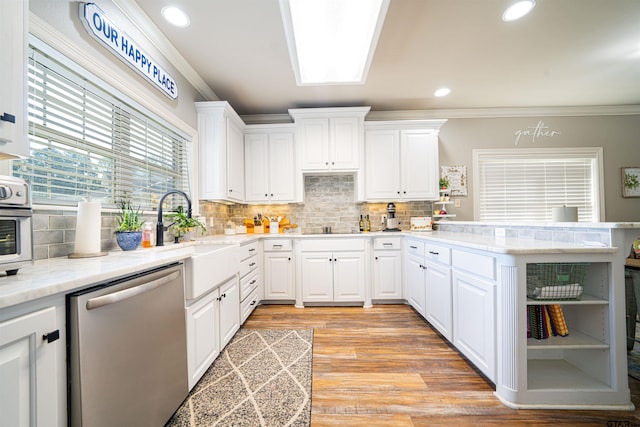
[0,176,32,275]
[383,202,400,231]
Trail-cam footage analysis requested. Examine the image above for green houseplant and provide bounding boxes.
[114,198,145,250]
[165,205,206,242]
[439,176,450,190]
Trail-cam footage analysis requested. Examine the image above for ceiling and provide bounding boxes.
[131,0,640,117]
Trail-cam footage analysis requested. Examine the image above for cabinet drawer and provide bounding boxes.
[240,241,259,261]
[424,243,451,265]
[240,270,259,301]
[241,287,259,324]
[240,255,259,277]
[264,239,293,251]
[452,249,496,280]
[405,239,425,257]
[374,237,402,250]
[300,238,365,252]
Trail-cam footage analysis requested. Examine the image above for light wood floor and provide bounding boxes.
[244,304,640,427]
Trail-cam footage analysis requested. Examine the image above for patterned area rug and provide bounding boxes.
[167,329,313,427]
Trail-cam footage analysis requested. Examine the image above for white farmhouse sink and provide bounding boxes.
[184,243,240,300]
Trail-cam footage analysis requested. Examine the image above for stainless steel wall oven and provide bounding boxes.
[0,176,32,275]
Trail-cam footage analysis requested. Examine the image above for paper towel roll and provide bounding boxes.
[74,201,102,254]
[552,206,578,222]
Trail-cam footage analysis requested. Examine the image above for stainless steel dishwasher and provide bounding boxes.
[67,263,188,427]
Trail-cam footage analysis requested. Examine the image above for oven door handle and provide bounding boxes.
[86,270,181,310]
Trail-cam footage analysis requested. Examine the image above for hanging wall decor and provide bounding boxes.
[622,167,640,198]
[441,165,468,196]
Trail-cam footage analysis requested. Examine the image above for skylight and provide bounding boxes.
[279,0,390,85]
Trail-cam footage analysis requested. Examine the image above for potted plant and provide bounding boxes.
[439,176,450,190]
[114,198,145,251]
[165,205,206,242]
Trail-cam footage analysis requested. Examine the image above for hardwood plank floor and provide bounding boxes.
[244,304,640,426]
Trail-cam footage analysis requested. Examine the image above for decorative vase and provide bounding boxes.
[116,231,142,251]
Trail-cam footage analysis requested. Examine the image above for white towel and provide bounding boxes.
[533,283,583,299]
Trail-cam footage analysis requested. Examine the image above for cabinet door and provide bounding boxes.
[268,133,295,201]
[227,118,245,201]
[301,252,334,302]
[186,290,220,390]
[373,250,403,299]
[0,0,28,157]
[405,254,426,316]
[425,261,453,341]
[0,307,59,426]
[219,277,240,348]
[365,130,400,200]
[264,252,294,299]
[299,118,329,170]
[453,270,496,381]
[244,133,269,202]
[330,117,359,170]
[400,130,439,200]
[333,251,366,301]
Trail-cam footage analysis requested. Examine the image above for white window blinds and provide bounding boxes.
[13,44,191,210]
[473,148,603,222]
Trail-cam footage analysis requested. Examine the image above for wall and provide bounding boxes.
[438,115,640,222]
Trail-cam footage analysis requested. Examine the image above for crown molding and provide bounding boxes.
[111,0,218,101]
[365,105,640,120]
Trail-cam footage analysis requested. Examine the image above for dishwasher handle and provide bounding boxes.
[86,270,181,311]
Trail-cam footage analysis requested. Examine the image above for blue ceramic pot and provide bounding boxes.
[116,231,142,251]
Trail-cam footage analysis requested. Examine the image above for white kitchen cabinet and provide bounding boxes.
[185,288,220,389]
[245,126,296,203]
[0,306,61,426]
[289,107,370,172]
[239,240,261,324]
[364,120,446,201]
[424,260,453,341]
[405,239,426,316]
[196,101,245,202]
[453,270,496,382]
[372,237,403,300]
[0,0,28,158]
[263,240,295,301]
[299,239,367,304]
[219,276,240,348]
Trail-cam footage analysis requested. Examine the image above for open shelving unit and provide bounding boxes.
[433,188,456,220]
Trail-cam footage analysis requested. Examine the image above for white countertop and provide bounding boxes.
[0,231,620,309]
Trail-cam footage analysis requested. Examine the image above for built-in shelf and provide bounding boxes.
[527,359,611,391]
[526,294,608,305]
[527,330,608,349]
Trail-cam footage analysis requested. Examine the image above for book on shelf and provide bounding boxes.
[527,304,569,339]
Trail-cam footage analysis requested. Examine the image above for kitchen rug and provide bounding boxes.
[166,329,313,427]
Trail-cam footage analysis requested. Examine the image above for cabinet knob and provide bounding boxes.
[265,193,268,197]
[325,162,329,166]
[331,162,335,165]
[403,191,407,194]
[270,193,273,197]
[43,330,60,343]
[229,189,233,192]
[397,191,400,195]
[375,256,378,260]
[0,113,16,123]
[288,257,291,261]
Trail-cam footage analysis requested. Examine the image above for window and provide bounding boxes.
[473,148,604,222]
[12,42,191,210]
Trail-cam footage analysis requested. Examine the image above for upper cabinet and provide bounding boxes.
[364,120,446,201]
[0,0,29,159]
[196,101,245,203]
[245,124,296,203]
[289,107,370,172]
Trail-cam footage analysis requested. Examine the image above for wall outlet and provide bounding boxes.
[495,228,506,237]
[209,217,214,227]
[381,215,387,224]
[454,199,461,208]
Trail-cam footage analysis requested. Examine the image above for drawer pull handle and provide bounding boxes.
[250,300,256,306]
[409,245,418,249]
[248,248,256,252]
[273,244,283,248]
[249,262,256,267]
[43,330,60,343]
[429,251,439,255]
[250,279,257,285]
[383,242,393,246]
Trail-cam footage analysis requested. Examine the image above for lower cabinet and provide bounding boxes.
[185,275,240,390]
[452,270,496,382]
[424,260,453,341]
[0,305,62,426]
[301,251,366,302]
[405,252,426,316]
[372,237,403,300]
[263,240,295,300]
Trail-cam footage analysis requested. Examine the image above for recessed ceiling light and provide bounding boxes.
[434,87,451,97]
[161,6,190,28]
[280,0,390,85]
[502,0,536,22]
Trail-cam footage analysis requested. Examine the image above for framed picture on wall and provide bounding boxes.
[622,167,640,198]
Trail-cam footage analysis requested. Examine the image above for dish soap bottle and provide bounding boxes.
[142,222,153,248]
